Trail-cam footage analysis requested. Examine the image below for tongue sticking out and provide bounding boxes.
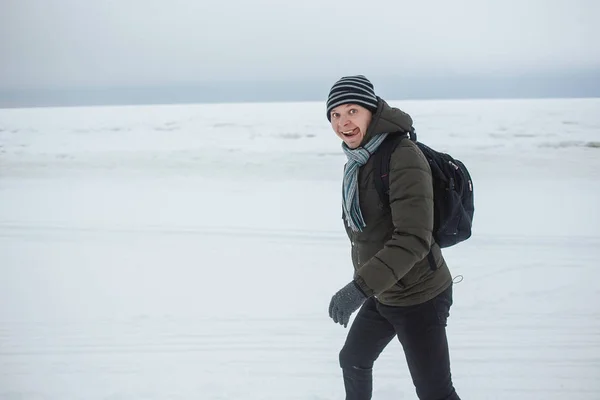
[343,128,358,137]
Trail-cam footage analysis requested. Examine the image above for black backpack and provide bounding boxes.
[373,129,474,248]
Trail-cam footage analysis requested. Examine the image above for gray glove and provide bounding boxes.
[328,281,368,328]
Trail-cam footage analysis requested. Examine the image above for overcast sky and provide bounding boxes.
[1,0,599,105]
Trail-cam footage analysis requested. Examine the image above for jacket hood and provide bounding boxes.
[361,98,413,146]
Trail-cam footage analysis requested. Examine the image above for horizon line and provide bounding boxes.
[2,94,599,111]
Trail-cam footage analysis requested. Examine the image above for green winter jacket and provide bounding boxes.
[346,99,453,306]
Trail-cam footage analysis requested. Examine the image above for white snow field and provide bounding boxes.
[1,98,599,399]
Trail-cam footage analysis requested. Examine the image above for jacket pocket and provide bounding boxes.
[396,259,432,289]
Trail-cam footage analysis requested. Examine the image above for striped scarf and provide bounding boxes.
[342,133,389,232]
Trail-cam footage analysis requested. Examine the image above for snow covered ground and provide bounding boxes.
[1,98,599,399]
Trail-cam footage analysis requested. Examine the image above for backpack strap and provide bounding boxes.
[373,133,406,211]
[374,129,438,272]
[427,251,437,271]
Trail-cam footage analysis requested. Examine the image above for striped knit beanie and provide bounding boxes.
[326,75,379,121]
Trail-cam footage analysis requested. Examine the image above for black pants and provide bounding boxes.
[339,285,459,400]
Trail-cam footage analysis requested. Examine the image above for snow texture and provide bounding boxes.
[1,98,599,399]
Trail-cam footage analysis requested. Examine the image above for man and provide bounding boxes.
[326,75,461,400]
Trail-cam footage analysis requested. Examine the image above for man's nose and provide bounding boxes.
[338,115,349,127]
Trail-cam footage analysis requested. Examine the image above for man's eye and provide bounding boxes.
[349,109,357,114]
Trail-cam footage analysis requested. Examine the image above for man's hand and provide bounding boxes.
[328,281,368,328]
